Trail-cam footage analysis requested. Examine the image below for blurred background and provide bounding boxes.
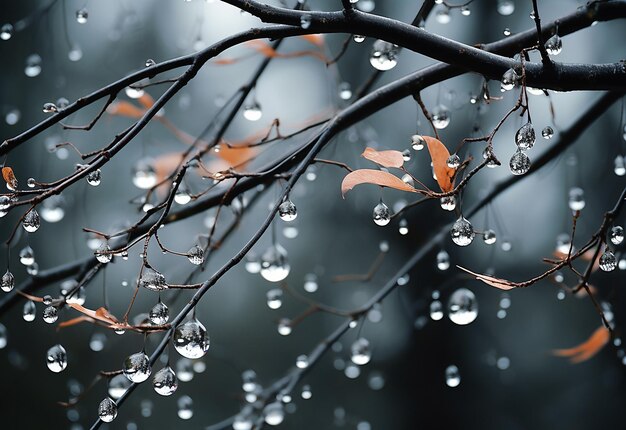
[1,0,626,429]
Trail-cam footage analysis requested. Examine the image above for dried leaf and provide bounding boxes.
[16,290,44,302]
[457,266,517,290]
[2,166,18,190]
[300,34,325,47]
[361,147,404,168]
[423,136,455,193]
[553,326,610,363]
[137,93,155,110]
[341,169,417,198]
[58,316,94,329]
[66,303,119,326]
[106,101,146,119]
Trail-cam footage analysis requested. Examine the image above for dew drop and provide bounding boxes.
[599,250,617,272]
[19,246,35,266]
[338,82,352,100]
[303,273,318,293]
[1,270,14,293]
[545,34,562,55]
[436,250,450,270]
[46,344,67,373]
[432,105,451,129]
[440,195,456,211]
[568,187,585,211]
[242,369,258,392]
[483,229,497,245]
[43,102,58,113]
[509,150,530,175]
[108,374,132,399]
[296,354,309,369]
[132,157,158,189]
[153,366,178,396]
[174,318,210,359]
[460,5,471,15]
[178,395,193,420]
[278,199,297,221]
[373,201,391,226]
[263,402,284,426]
[76,8,89,24]
[260,244,290,282]
[398,218,409,235]
[95,243,112,263]
[98,397,117,423]
[277,318,292,336]
[243,102,262,121]
[350,338,372,365]
[446,154,460,168]
[266,288,283,310]
[43,306,58,324]
[369,40,399,71]
[541,126,554,139]
[68,44,83,62]
[445,365,460,387]
[174,189,191,205]
[25,54,42,77]
[430,300,444,320]
[448,288,478,325]
[353,34,365,43]
[450,216,475,246]
[139,267,167,291]
[145,58,156,67]
[149,300,169,325]
[22,209,40,233]
[500,68,519,91]
[0,23,13,40]
[187,245,204,265]
[614,155,626,176]
[497,0,515,15]
[176,358,194,382]
[123,351,151,383]
[411,134,426,150]
[23,300,36,322]
[610,226,624,245]
[515,122,535,150]
[87,169,102,186]
[245,253,262,274]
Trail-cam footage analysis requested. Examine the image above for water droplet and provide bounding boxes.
[95,243,112,263]
[5,108,20,125]
[300,14,312,29]
[277,318,292,336]
[61,281,86,305]
[1,270,14,293]
[139,267,167,291]
[432,105,451,129]
[446,154,460,168]
[174,189,191,205]
[338,82,352,100]
[175,358,194,382]
[0,323,6,349]
[483,229,497,245]
[497,0,515,15]
[123,351,151,383]
[22,209,41,233]
[233,415,254,430]
[266,288,283,309]
[411,134,425,150]
[351,338,372,365]
[373,201,391,226]
[440,195,456,211]
[0,23,13,40]
[430,300,444,320]
[98,397,117,422]
[278,199,297,221]
[611,226,624,245]
[614,155,626,176]
[108,374,132,399]
[245,253,261,273]
[451,216,475,246]
[541,126,554,139]
[435,8,451,24]
[23,300,36,321]
[436,250,450,270]
[47,344,67,372]
[19,245,35,266]
[132,157,158,189]
[515,122,536,150]
[125,86,145,99]
[398,218,409,235]
[90,332,107,352]
[503,27,512,36]
[568,187,585,211]
[153,366,178,396]
[448,288,478,325]
[545,34,562,55]
[260,244,290,282]
[500,68,519,91]
[86,169,101,186]
[174,318,210,359]
[76,8,89,24]
[600,250,617,272]
[303,273,318,293]
[149,300,169,325]
[242,369,258,392]
[187,245,204,265]
[445,365,460,387]
[25,54,42,77]
[43,102,58,113]
[145,58,156,67]
[509,150,531,175]
[369,40,399,71]
[264,402,284,426]
[178,395,193,420]
[43,306,58,323]
[353,34,365,43]
[243,102,262,121]
[296,354,309,369]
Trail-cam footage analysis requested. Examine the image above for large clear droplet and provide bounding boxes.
[139,267,167,291]
[440,196,456,211]
[500,68,519,91]
[432,105,451,129]
[132,158,158,189]
[483,229,497,245]
[243,102,262,121]
[46,344,67,373]
[448,288,478,325]
[23,300,36,322]
[445,365,460,387]
[187,245,204,265]
[149,300,169,325]
[123,351,151,383]
[278,199,297,221]
[545,34,562,55]
[174,318,210,359]
[76,8,89,24]
[95,243,112,263]
[450,217,475,246]
[98,397,117,423]
[373,201,391,226]
[610,226,624,245]
[350,338,372,365]
[515,122,535,150]
[509,150,530,175]
[19,246,35,266]
[599,250,617,272]
[411,134,425,151]
[260,244,290,282]
[263,402,285,426]
[153,366,178,396]
[568,187,585,211]
[369,40,399,71]
[22,209,41,232]
[87,169,102,186]
[1,270,14,293]
[43,306,58,323]
[541,126,554,139]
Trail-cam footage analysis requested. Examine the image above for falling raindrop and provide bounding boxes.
[260,244,290,282]
[153,366,178,396]
[0,23,13,40]
[509,150,531,175]
[445,365,460,387]
[139,267,167,291]
[86,169,101,186]
[448,288,478,325]
[76,8,89,24]
[483,229,497,245]
[123,351,151,383]
[545,34,562,55]
[187,245,204,265]
[98,397,117,422]
[568,187,585,211]
[369,40,399,71]
[149,300,169,325]
[351,338,372,365]
[500,68,519,91]
[24,54,42,77]
[515,122,536,150]
[450,216,475,246]
[43,306,58,324]
[46,344,67,373]
[132,158,158,189]
[373,201,391,226]
[432,105,451,129]
[243,102,262,121]
[278,199,297,221]
[541,126,554,139]
[599,250,617,272]
[1,270,14,293]
[174,318,210,359]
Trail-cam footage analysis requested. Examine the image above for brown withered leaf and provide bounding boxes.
[137,93,155,110]
[66,303,120,326]
[106,101,146,119]
[553,326,610,363]
[341,169,417,198]
[361,147,405,169]
[423,136,455,193]
[457,266,518,290]
[2,166,18,191]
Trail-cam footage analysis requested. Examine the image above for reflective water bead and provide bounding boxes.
[178,395,193,420]
[243,102,262,121]
[123,352,151,383]
[614,155,626,176]
[86,169,101,186]
[132,158,158,189]
[0,324,6,348]
[145,58,156,67]
[20,246,35,266]
[98,397,117,423]
[568,187,585,211]
[430,300,444,320]
[149,300,169,325]
[483,229,497,245]
[450,216,475,246]
[43,306,58,323]
[175,358,194,382]
[436,249,450,271]
[353,34,365,43]
[509,150,531,175]
[245,253,262,273]
[187,245,204,265]
[95,243,112,263]
[0,23,13,40]
[296,354,309,369]
[260,244,290,282]
[545,34,562,55]
[46,344,67,373]
[108,374,132,399]
[300,14,312,29]
[266,288,283,310]
[373,201,391,226]
[22,209,40,232]
[43,102,57,113]
[515,122,536,150]
[497,0,515,15]
[278,199,297,221]
[556,232,572,255]
[432,105,451,129]
[89,332,106,352]
[351,338,372,365]
[76,8,89,24]
[541,126,554,139]
[23,300,36,321]
[503,27,512,36]
[482,147,498,168]
[302,384,312,399]
[303,273,318,293]
[139,267,167,291]
[500,68,519,91]
[435,8,451,24]
[599,250,617,272]
[411,134,426,150]
[68,44,83,61]
[153,366,178,396]
[264,402,284,426]
[611,226,624,245]
[369,40,399,71]
[174,189,191,205]
[233,415,254,430]
[174,318,210,359]
[440,195,456,211]
[460,5,471,15]
[26,262,39,276]
[448,288,478,325]
[338,82,352,100]
[1,270,14,292]
[446,154,460,168]
[445,365,460,387]
[398,218,409,235]
[27,177,36,188]
[277,318,292,336]
[242,369,257,392]
[25,54,42,77]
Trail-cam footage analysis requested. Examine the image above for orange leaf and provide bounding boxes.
[300,34,325,47]
[67,303,119,326]
[2,166,18,191]
[423,136,455,193]
[457,266,517,290]
[106,101,146,119]
[137,93,155,110]
[361,147,405,168]
[341,169,417,198]
[553,326,610,363]
[58,316,94,329]
[16,290,44,302]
